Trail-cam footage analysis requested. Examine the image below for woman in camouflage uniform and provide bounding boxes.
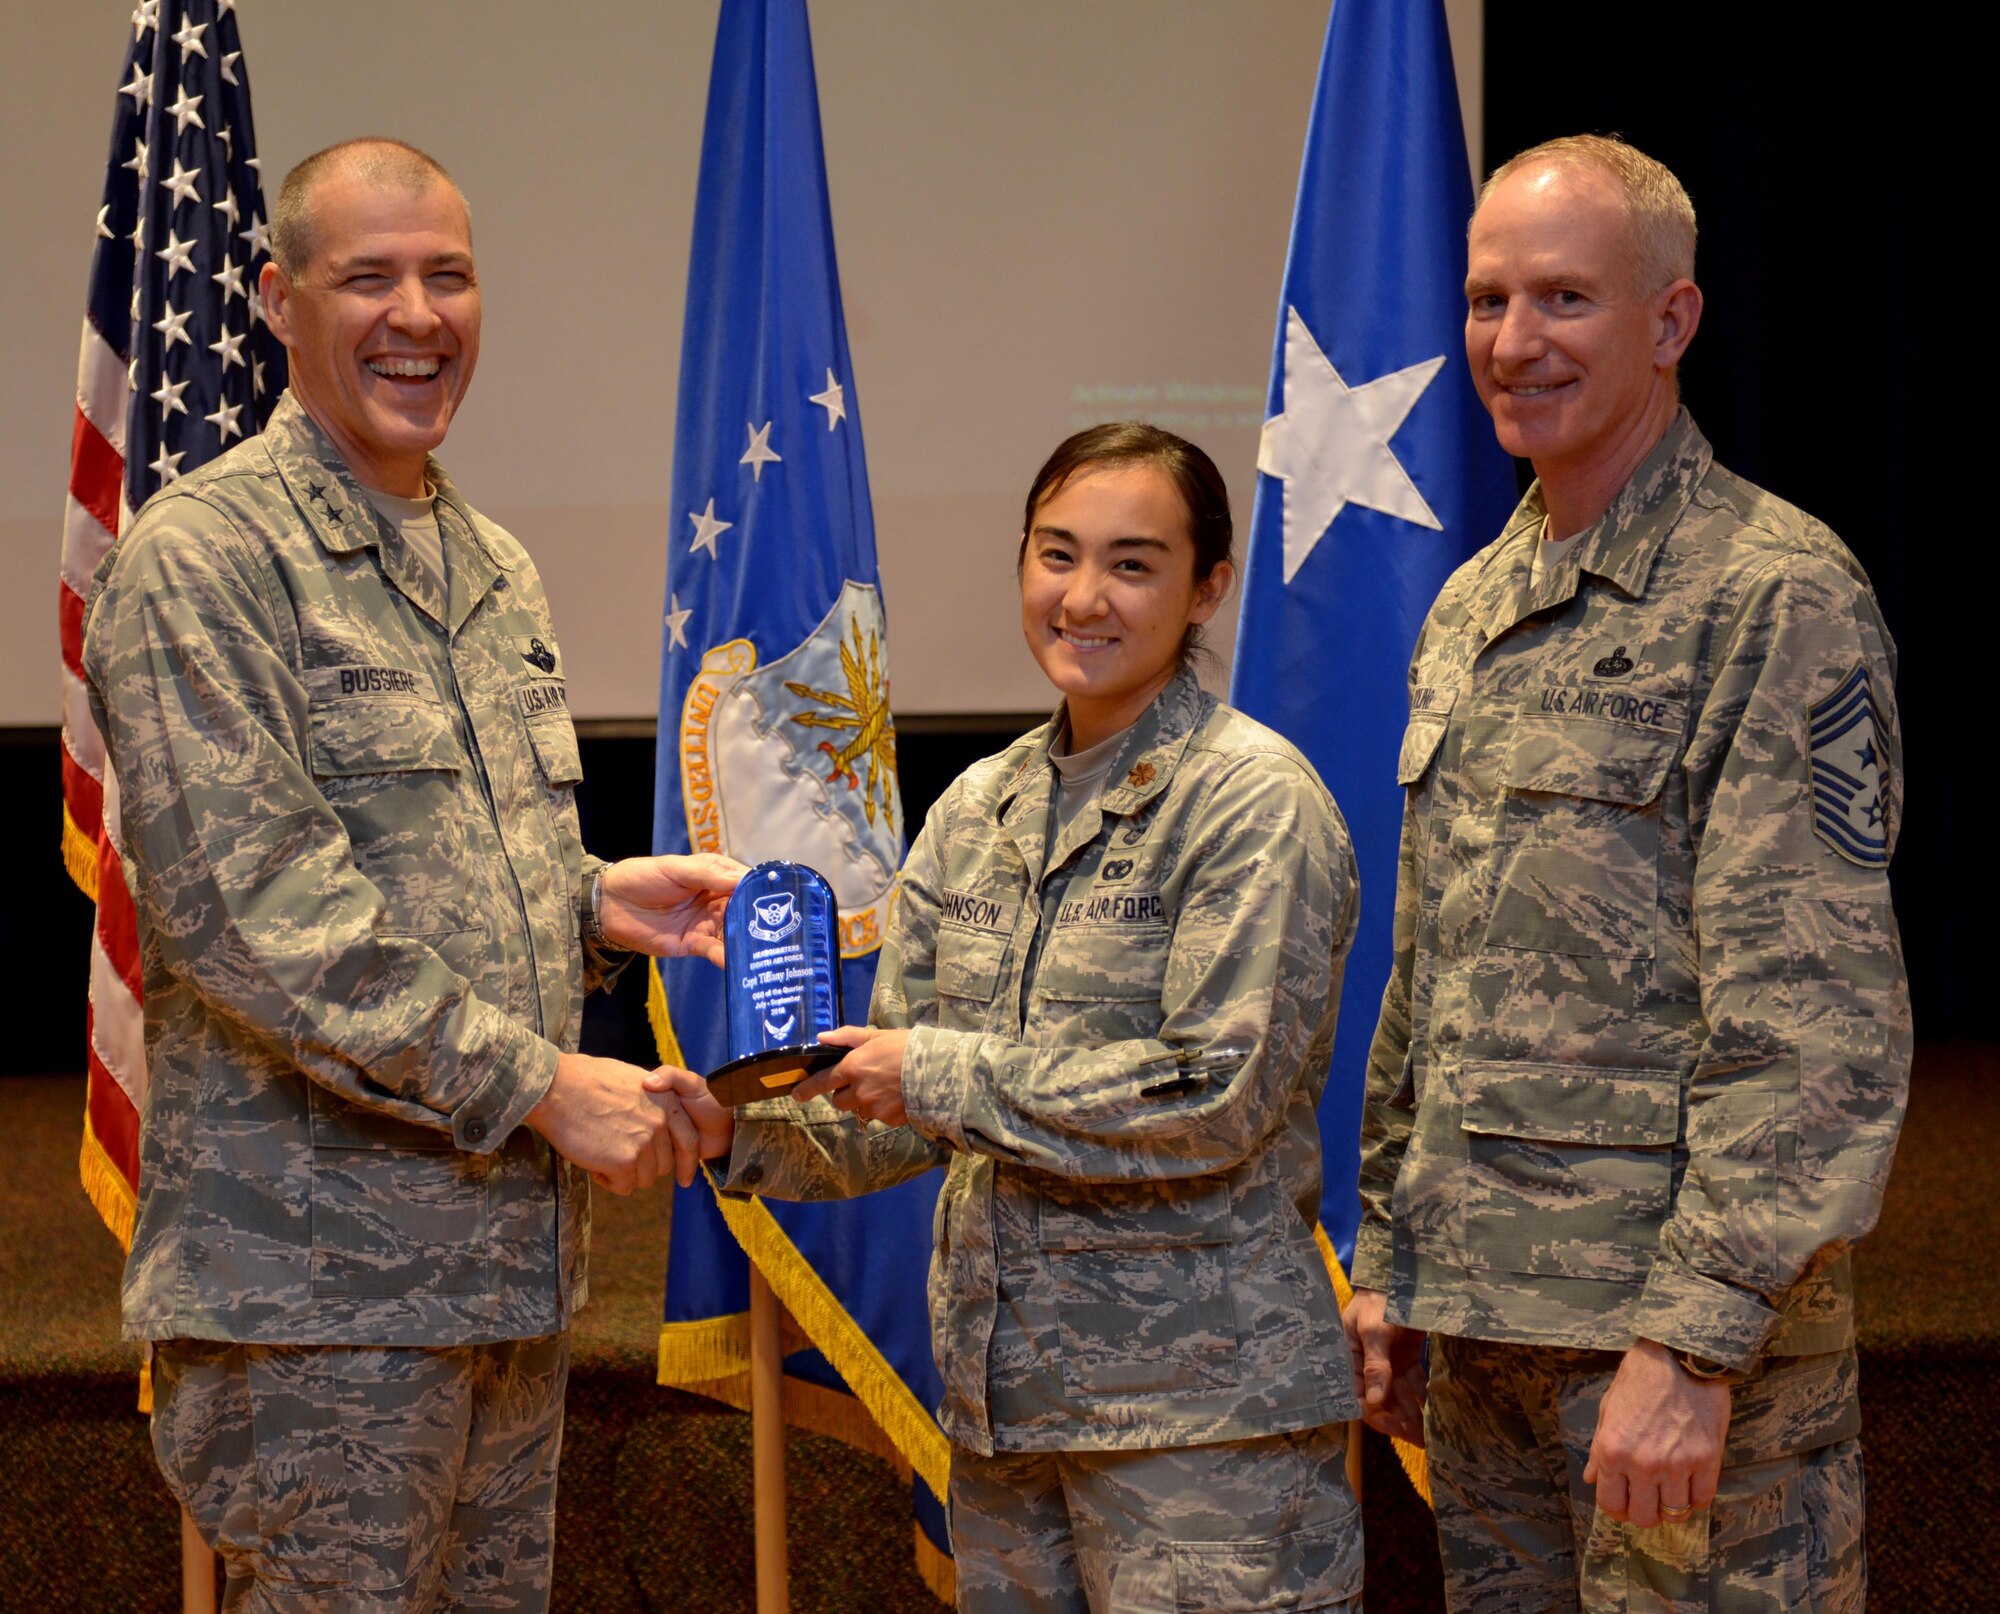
[687,424,1365,1614]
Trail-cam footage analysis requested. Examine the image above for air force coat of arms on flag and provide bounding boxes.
[679,579,899,956]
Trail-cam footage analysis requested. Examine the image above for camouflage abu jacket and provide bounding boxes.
[1351,411,1912,1374]
[724,670,1362,1455]
[83,393,620,1346]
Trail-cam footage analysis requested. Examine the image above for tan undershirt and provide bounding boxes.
[1531,515,1587,592]
[359,482,446,602]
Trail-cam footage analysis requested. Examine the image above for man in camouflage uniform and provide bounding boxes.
[83,138,738,1610]
[675,663,1365,1612]
[1341,135,1911,1612]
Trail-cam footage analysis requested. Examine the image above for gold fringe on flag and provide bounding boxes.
[62,805,100,901]
[1314,1223,1431,1508]
[912,1517,957,1606]
[79,1105,136,1252]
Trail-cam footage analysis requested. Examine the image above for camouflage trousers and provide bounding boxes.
[1424,1335,1865,1614]
[151,1334,568,1612]
[949,1426,1363,1614]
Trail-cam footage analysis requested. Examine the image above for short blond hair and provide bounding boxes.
[1479,134,1696,294]
[270,138,470,277]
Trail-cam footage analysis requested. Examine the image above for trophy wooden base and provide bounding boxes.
[706,1044,844,1108]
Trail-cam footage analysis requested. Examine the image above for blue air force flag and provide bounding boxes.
[652,0,951,1591]
[1229,0,1519,1260]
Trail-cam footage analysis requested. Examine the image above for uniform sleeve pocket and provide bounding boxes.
[1459,1060,1680,1281]
[1171,1514,1363,1611]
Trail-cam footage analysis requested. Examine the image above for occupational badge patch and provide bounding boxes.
[1808,663,1890,866]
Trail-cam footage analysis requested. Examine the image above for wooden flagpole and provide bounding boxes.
[749,1265,791,1614]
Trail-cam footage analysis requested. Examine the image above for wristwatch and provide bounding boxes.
[1670,1348,1735,1381]
[583,865,610,947]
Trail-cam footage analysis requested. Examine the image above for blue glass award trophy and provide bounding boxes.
[706,860,847,1107]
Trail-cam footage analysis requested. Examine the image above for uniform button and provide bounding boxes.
[465,1118,488,1144]
[741,1165,764,1187]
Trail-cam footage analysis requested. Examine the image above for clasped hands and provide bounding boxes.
[1341,1288,1732,1531]
[525,853,741,1194]
[529,849,910,1193]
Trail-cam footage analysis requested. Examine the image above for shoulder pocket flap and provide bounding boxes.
[309,696,459,777]
[525,713,583,786]
[1461,1060,1680,1147]
[935,925,1008,1003]
[1396,687,1457,785]
[1505,711,1681,805]
[1038,1176,1229,1252]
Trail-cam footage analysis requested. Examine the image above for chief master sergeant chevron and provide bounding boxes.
[82,138,741,1610]
[1341,135,1911,1611]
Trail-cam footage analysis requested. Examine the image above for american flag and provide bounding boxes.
[60,0,286,1243]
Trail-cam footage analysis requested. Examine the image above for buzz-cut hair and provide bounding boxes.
[1479,134,1696,295]
[269,137,470,278]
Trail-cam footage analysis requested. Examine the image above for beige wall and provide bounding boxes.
[2,0,1482,724]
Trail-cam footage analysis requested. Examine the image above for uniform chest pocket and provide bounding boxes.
[1397,685,1457,786]
[1485,702,1683,959]
[1037,1177,1239,1397]
[308,694,477,938]
[1458,1059,1681,1282]
[935,923,1010,1009]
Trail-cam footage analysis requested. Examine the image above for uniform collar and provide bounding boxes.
[1480,409,1712,643]
[994,668,1211,881]
[997,667,1210,817]
[260,391,515,579]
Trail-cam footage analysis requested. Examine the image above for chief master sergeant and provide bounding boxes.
[82,138,740,1609]
[1341,135,1911,1611]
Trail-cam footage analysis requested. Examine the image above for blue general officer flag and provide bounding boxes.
[1230,0,1518,1262]
[651,0,951,1584]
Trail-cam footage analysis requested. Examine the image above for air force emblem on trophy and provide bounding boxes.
[706,861,846,1106]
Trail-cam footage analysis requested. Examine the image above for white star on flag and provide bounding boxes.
[151,373,191,420]
[688,497,733,558]
[148,443,184,482]
[153,303,193,349]
[809,369,846,429]
[161,158,202,209]
[120,63,153,109]
[740,419,782,481]
[1256,305,1444,583]
[204,397,244,443]
[209,325,246,370]
[156,230,196,279]
[166,84,204,135]
[664,593,693,650]
[173,16,208,58]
